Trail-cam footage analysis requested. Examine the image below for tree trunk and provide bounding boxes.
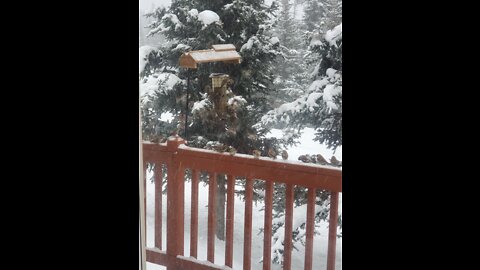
[216,174,226,240]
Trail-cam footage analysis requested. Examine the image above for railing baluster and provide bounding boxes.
[243,177,253,270]
[283,183,294,270]
[304,188,316,270]
[207,172,217,263]
[154,163,163,249]
[190,169,199,258]
[225,175,235,267]
[263,181,273,270]
[327,191,339,270]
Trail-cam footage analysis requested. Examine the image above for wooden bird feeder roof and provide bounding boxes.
[179,44,241,69]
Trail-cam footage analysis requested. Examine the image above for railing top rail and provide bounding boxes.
[176,144,342,177]
[142,138,342,192]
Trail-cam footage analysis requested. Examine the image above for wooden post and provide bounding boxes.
[166,136,186,270]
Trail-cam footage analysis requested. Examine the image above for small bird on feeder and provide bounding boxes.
[268,148,277,159]
[281,150,289,160]
[252,150,261,159]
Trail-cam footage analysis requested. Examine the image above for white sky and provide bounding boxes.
[140,0,275,12]
[139,0,171,12]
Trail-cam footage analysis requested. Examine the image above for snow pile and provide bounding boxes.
[269,36,280,45]
[227,96,247,109]
[197,10,221,28]
[139,45,157,75]
[217,34,225,42]
[162,14,183,31]
[140,73,183,101]
[140,76,159,98]
[323,84,341,110]
[309,32,323,47]
[306,92,322,111]
[308,78,329,92]
[188,9,198,18]
[326,68,337,79]
[259,77,327,126]
[223,3,234,10]
[147,23,169,37]
[192,99,211,113]
[328,68,341,81]
[240,36,258,52]
[173,43,191,51]
[325,23,342,47]
[158,73,183,89]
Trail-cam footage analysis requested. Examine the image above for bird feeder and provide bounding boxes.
[178,44,242,138]
[179,44,241,69]
[210,73,230,89]
[209,73,232,119]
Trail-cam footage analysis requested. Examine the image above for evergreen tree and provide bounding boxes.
[303,0,325,32]
[259,22,341,150]
[140,0,283,241]
[257,22,342,265]
[322,0,342,32]
[270,0,310,132]
[303,0,341,35]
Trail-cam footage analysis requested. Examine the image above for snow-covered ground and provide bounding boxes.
[145,128,342,269]
[267,128,342,162]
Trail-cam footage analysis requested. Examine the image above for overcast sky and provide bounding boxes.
[139,0,171,12]
[139,0,276,12]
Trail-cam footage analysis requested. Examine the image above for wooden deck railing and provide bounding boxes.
[142,136,342,270]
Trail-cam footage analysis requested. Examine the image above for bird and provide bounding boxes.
[268,148,277,159]
[213,143,227,153]
[316,154,329,165]
[298,155,309,163]
[281,150,288,160]
[149,135,163,144]
[330,156,341,166]
[204,85,212,94]
[228,146,237,156]
[252,150,261,159]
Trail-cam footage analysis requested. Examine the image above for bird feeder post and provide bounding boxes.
[184,69,191,138]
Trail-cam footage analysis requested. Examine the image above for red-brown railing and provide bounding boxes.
[143,136,342,270]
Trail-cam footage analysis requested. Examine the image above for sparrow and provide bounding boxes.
[281,150,288,160]
[149,135,163,144]
[268,148,277,159]
[228,146,237,156]
[330,156,341,166]
[316,154,329,165]
[298,155,309,163]
[252,150,261,159]
[213,143,227,153]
